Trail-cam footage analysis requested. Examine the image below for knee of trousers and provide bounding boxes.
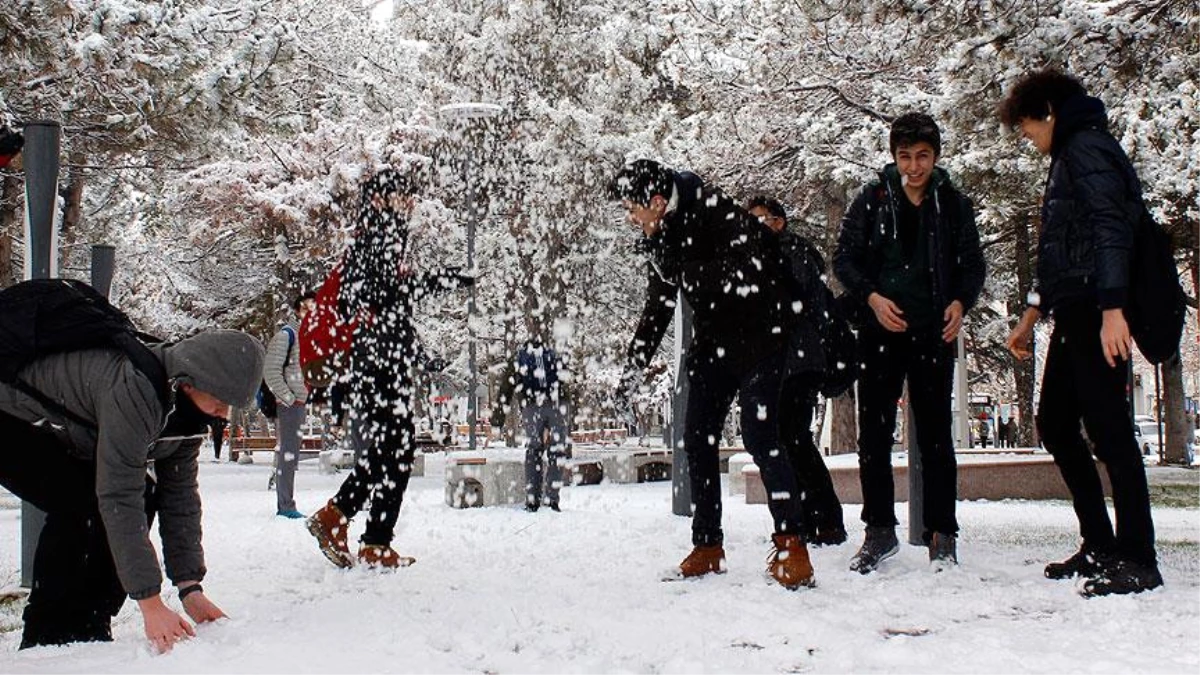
[1036,411,1082,453]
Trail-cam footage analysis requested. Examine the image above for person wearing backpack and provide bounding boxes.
[833,113,985,573]
[491,336,569,512]
[746,196,848,547]
[264,292,316,519]
[306,167,474,570]
[608,159,814,590]
[0,312,264,653]
[1001,69,1165,596]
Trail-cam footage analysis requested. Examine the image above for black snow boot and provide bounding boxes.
[1082,558,1163,597]
[1044,546,1108,580]
[849,526,899,574]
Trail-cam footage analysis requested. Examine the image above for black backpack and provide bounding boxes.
[1126,211,1187,364]
[0,278,169,428]
[783,236,860,399]
[819,290,859,398]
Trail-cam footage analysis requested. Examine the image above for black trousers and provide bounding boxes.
[856,326,958,538]
[684,349,803,546]
[779,376,844,535]
[0,412,156,649]
[1037,303,1156,566]
[332,370,416,546]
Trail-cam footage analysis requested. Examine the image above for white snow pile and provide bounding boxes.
[1,451,1197,674]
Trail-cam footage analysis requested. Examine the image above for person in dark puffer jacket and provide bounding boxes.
[0,329,264,653]
[834,113,985,574]
[1002,69,1162,597]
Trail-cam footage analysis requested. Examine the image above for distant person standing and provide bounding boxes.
[264,292,316,519]
[834,113,985,573]
[1002,69,1162,596]
[209,418,227,461]
[492,336,569,512]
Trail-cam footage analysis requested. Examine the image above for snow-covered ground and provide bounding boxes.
[1,449,1197,674]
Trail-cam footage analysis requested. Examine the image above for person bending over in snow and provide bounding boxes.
[0,326,264,653]
[608,159,814,590]
[307,168,473,569]
[745,196,848,548]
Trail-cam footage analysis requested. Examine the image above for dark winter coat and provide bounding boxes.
[771,229,828,378]
[492,341,568,424]
[339,205,470,397]
[834,165,984,329]
[1035,94,1143,312]
[0,331,264,599]
[625,171,790,374]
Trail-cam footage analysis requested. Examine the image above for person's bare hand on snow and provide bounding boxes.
[138,595,195,654]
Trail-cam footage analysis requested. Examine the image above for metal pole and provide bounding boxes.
[671,295,694,516]
[1154,363,1164,461]
[90,244,115,297]
[905,382,924,546]
[954,331,969,449]
[466,152,478,451]
[21,120,61,588]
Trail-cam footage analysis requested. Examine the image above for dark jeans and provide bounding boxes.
[522,401,567,507]
[856,326,958,539]
[779,376,844,535]
[0,412,156,649]
[1038,303,1156,566]
[331,373,416,546]
[210,418,227,460]
[684,349,803,546]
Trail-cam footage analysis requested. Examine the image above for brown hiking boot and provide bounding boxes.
[358,545,417,569]
[678,545,726,578]
[306,501,353,569]
[767,534,815,589]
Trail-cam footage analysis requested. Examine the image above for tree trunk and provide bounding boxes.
[1,172,22,287]
[830,391,858,455]
[1161,351,1191,465]
[821,188,857,454]
[1010,213,1038,446]
[61,155,86,237]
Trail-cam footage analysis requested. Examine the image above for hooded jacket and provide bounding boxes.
[625,171,790,374]
[1035,94,1142,312]
[834,165,984,330]
[0,330,264,599]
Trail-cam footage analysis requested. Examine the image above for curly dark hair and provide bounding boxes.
[998,69,1088,128]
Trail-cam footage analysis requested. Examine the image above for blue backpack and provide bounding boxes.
[516,344,558,394]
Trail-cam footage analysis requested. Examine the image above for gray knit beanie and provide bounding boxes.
[165,330,266,408]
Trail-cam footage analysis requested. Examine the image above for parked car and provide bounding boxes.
[1134,422,1163,456]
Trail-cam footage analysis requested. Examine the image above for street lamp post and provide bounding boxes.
[438,103,502,451]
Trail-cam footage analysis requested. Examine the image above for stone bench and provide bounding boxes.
[316,448,426,476]
[598,449,673,484]
[741,454,1112,504]
[445,451,526,508]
